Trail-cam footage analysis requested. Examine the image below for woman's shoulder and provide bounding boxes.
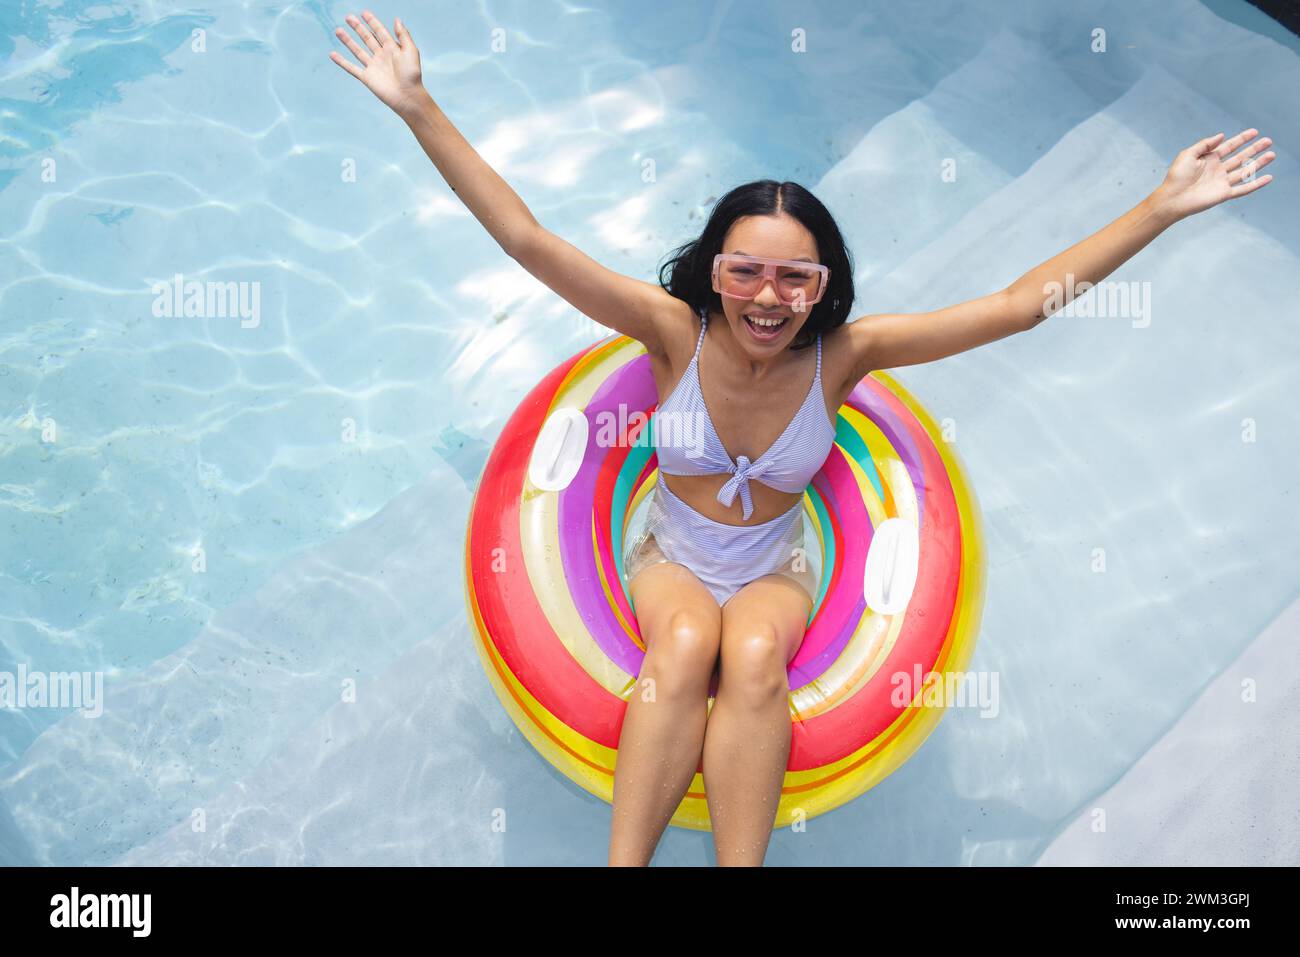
[644,299,702,394]
[817,319,860,402]
[664,299,704,359]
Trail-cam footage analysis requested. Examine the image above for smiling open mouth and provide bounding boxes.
[743,313,787,338]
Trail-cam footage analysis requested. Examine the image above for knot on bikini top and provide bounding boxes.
[717,454,774,521]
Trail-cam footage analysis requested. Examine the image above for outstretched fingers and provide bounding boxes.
[1229,159,1274,195]
[361,10,397,48]
[1222,134,1271,169]
[1229,151,1275,186]
[344,13,382,55]
[1213,127,1257,159]
[1219,129,1276,194]
[328,49,363,79]
[334,23,371,66]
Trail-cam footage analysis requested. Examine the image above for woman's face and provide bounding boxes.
[717,213,821,353]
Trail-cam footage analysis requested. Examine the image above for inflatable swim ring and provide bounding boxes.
[464,330,985,831]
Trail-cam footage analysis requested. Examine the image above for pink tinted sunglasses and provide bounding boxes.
[712,253,830,313]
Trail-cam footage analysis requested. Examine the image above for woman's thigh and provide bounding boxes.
[627,534,724,662]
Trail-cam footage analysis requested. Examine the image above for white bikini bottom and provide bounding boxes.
[622,478,819,608]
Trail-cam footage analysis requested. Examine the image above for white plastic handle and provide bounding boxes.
[528,407,589,492]
[863,517,920,615]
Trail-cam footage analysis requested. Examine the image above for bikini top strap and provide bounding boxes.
[815,332,823,378]
[693,306,708,362]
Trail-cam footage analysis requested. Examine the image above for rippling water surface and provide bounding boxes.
[0,0,1297,865]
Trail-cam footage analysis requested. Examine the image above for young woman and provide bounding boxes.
[329,11,1275,866]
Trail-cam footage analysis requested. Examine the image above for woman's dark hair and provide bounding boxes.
[657,180,855,351]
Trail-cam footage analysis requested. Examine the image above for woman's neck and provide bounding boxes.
[709,308,802,382]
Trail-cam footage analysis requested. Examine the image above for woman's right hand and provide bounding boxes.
[329,11,427,120]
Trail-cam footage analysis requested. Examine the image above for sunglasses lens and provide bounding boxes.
[718,260,824,306]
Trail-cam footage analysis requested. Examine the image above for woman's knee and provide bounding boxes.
[643,609,721,695]
[719,624,789,704]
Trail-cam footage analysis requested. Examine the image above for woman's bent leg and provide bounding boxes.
[610,550,723,866]
[701,573,812,866]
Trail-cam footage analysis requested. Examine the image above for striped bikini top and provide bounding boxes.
[654,306,836,520]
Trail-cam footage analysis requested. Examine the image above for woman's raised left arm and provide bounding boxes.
[848,128,1275,376]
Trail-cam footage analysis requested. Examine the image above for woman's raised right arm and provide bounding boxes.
[329,11,680,355]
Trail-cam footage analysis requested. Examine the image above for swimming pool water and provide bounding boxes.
[1,0,1297,865]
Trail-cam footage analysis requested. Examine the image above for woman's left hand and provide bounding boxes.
[1153,128,1275,221]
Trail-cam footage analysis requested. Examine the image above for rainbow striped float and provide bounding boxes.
[464,331,985,830]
